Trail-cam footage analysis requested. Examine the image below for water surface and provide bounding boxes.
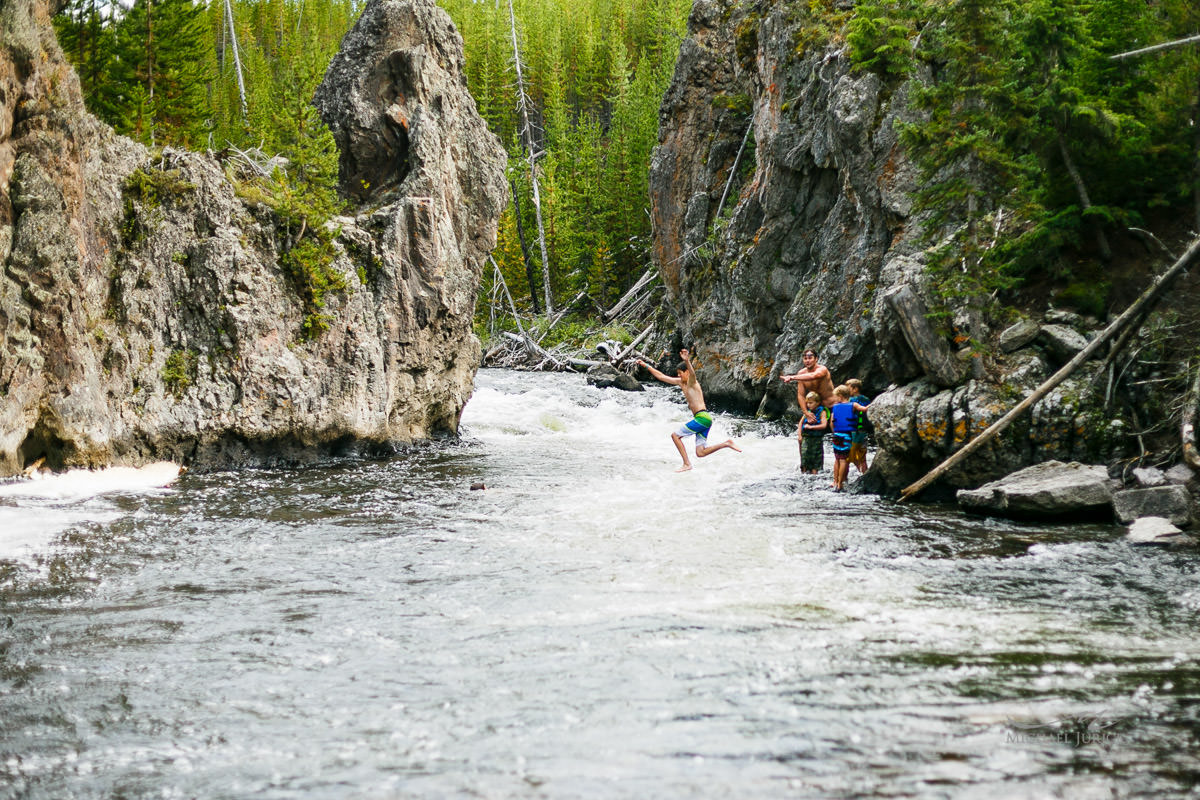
[1,369,1198,798]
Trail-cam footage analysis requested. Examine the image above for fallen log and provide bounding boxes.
[603,269,658,321]
[502,330,565,369]
[613,323,654,364]
[900,234,1200,501]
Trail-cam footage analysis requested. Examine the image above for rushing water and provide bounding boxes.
[1,369,1199,798]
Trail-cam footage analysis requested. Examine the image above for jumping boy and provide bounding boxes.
[638,348,741,472]
[829,384,869,491]
[845,378,871,474]
[799,391,829,474]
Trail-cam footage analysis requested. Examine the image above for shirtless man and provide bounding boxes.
[781,349,836,407]
[638,348,741,472]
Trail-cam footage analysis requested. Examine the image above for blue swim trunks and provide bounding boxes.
[676,410,713,446]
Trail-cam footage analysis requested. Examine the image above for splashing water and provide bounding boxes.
[0,369,1197,798]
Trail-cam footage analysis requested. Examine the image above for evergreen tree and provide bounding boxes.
[99,0,211,147]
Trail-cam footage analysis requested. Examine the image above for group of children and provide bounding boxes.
[794,380,871,491]
[639,348,871,490]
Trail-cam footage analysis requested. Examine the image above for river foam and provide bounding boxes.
[0,461,181,561]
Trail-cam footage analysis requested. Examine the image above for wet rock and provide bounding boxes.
[998,319,1040,353]
[957,461,1113,519]
[1112,485,1192,526]
[1044,309,1084,327]
[586,363,644,392]
[1125,516,1191,546]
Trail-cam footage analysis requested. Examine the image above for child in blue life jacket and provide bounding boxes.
[845,378,871,474]
[829,384,870,492]
[799,391,829,474]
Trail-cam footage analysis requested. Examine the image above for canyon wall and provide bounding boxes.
[0,0,506,477]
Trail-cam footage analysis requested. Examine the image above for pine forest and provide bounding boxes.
[52,0,1200,335]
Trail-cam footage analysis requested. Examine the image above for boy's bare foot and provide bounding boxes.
[726,439,742,453]
[675,464,693,472]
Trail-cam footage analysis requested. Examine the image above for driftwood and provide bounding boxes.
[885,284,966,388]
[502,331,565,369]
[613,323,654,364]
[603,269,657,321]
[900,234,1200,501]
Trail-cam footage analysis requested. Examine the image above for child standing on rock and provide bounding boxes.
[638,349,741,472]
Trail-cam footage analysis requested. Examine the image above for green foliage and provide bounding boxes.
[1056,279,1110,318]
[122,166,196,245]
[280,227,346,339]
[870,0,1200,313]
[440,0,691,316]
[233,160,348,338]
[846,1,917,77]
[86,0,211,147]
[161,348,198,397]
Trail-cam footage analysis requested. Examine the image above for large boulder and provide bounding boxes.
[0,0,507,476]
[957,461,1114,520]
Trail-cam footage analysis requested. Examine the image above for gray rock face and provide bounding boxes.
[649,0,925,416]
[0,0,506,477]
[1132,466,1167,488]
[1112,485,1192,526]
[957,461,1113,519]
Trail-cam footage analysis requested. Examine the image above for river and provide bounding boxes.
[1,369,1198,798]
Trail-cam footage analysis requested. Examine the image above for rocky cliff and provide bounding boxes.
[649,0,1171,495]
[0,0,506,477]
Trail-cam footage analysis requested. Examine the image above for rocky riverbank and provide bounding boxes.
[0,0,506,478]
[647,0,1200,501]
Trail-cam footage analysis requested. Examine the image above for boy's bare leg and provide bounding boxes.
[697,439,741,458]
[671,433,692,472]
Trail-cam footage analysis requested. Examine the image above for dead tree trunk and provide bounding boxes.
[510,178,541,315]
[506,0,553,313]
[900,235,1200,501]
[222,0,248,123]
[1193,84,1200,234]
